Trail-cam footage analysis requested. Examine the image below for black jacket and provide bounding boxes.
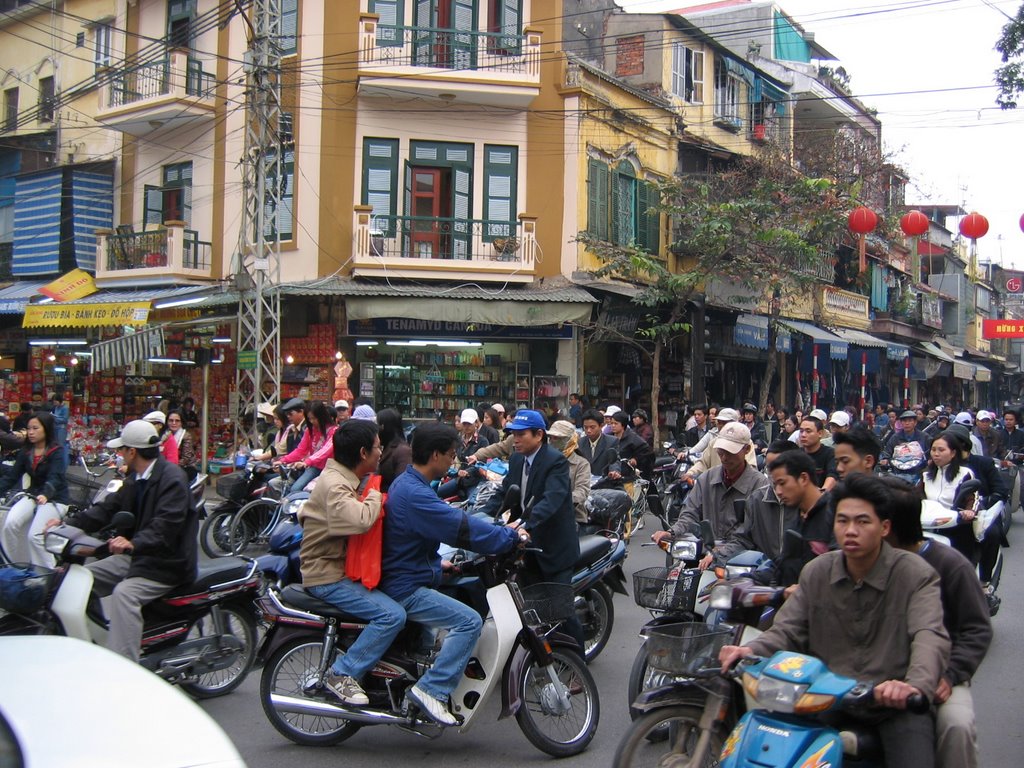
[578,433,619,477]
[72,458,198,586]
[776,493,835,587]
[615,428,655,479]
[0,444,68,504]
[477,444,579,575]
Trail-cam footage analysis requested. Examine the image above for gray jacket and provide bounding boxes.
[671,464,769,542]
[716,481,799,564]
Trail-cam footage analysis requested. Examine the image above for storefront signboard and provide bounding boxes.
[22,302,150,328]
[39,269,98,302]
[982,319,1024,339]
[347,319,573,339]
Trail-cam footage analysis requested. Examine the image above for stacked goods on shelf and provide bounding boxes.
[281,324,335,364]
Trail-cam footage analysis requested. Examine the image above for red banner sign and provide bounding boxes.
[983,319,1024,338]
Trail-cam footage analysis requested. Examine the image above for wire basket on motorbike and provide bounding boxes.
[0,563,58,613]
[518,581,576,627]
[643,621,733,676]
[632,566,701,613]
[216,471,249,503]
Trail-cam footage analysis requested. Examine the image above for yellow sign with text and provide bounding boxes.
[39,269,98,302]
[22,302,151,328]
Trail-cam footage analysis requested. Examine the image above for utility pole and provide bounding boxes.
[235,0,283,441]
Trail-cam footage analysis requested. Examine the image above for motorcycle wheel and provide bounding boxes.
[613,705,725,768]
[229,498,278,556]
[515,647,599,757]
[199,506,238,558]
[578,582,614,663]
[260,638,361,746]
[179,604,257,699]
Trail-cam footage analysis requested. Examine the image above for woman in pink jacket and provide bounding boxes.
[274,400,337,493]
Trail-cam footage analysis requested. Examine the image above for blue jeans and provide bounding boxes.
[308,580,406,679]
[288,466,322,494]
[395,587,482,701]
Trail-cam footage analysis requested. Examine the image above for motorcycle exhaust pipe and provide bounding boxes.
[269,693,408,725]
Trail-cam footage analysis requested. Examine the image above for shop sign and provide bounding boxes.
[22,302,150,328]
[953,361,976,379]
[982,319,1024,339]
[347,319,573,339]
[237,349,258,370]
[39,269,98,302]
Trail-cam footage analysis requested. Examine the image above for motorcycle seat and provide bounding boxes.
[279,584,367,623]
[576,534,613,569]
[165,557,253,597]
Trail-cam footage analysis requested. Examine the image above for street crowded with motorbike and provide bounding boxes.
[1,395,1021,767]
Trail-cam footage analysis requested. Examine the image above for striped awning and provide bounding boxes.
[90,327,165,373]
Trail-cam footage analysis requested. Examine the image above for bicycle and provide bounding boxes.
[226,490,310,557]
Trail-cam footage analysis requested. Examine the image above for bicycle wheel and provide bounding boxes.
[228,498,278,556]
[199,506,238,558]
[613,705,725,768]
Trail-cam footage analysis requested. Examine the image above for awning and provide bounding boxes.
[972,361,992,383]
[832,328,909,361]
[953,360,976,380]
[734,314,791,352]
[780,320,849,359]
[0,280,48,313]
[90,327,166,373]
[919,341,957,364]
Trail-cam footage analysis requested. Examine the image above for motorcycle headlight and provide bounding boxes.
[670,538,698,562]
[44,532,69,555]
[286,498,307,517]
[754,677,809,713]
[726,564,752,580]
[709,583,734,610]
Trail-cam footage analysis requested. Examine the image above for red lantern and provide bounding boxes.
[847,206,878,235]
[899,210,929,237]
[959,212,989,240]
[1019,212,1024,234]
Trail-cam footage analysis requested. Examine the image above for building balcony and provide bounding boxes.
[97,50,216,136]
[819,286,870,330]
[352,206,536,284]
[95,222,214,285]
[357,13,541,107]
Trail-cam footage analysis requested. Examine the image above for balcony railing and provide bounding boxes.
[821,285,870,327]
[96,222,211,281]
[107,53,214,109]
[353,207,536,283]
[362,23,538,74]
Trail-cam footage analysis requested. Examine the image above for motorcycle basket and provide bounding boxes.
[0,563,57,614]
[216,471,249,503]
[644,621,733,676]
[633,566,700,612]
[519,582,575,627]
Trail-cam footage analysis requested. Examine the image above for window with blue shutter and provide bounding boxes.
[362,137,400,236]
[587,159,609,241]
[280,0,298,55]
[370,0,404,46]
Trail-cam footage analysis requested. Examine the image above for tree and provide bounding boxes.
[579,148,852,437]
[995,4,1024,109]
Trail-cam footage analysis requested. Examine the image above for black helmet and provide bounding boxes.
[741,402,758,414]
[632,409,648,421]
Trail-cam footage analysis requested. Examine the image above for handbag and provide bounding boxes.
[345,474,386,589]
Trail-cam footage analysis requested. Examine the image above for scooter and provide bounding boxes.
[0,513,262,699]
[254,543,600,756]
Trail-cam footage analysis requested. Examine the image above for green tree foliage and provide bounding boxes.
[996,4,1024,109]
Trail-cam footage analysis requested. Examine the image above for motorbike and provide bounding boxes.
[0,513,262,699]
[618,575,786,759]
[200,461,282,558]
[254,543,600,756]
[921,478,1004,615]
[615,645,929,767]
[997,449,1023,522]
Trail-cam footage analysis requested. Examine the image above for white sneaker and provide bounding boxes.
[407,684,456,726]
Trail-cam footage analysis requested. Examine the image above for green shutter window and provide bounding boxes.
[587,159,609,241]
[483,145,517,241]
[143,185,163,228]
[638,182,660,254]
[498,0,522,52]
[278,148,294,240]
[362,138,400,237]
[370,0,404,46]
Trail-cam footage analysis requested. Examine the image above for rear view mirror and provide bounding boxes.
[699,519,715,548]
[110,511,136,532]
[781,528,804,560]
[733,499,746,526]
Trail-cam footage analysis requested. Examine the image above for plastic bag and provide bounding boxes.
[345,474,386,589]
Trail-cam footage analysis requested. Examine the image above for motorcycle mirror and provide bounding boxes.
[500,484,522,523]
[699,519,715,548]
[781,528,804,560]
[733,499,747,526]
[953,479,983,508]
[110,511,136,532]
